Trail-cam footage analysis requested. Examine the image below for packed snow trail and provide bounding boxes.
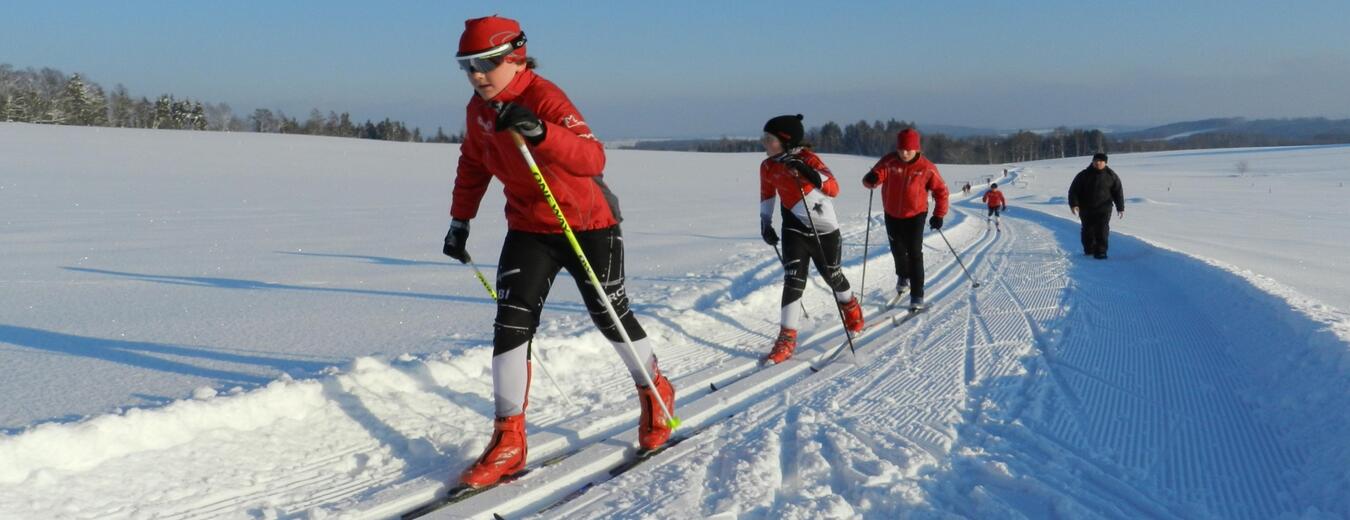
[3,125,1347,519]
[539,199,1349,519]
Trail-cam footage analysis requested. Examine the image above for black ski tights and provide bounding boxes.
[780,226,850,307]
[492,226,646,356]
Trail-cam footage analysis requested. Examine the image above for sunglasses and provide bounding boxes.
[456,32,527,74]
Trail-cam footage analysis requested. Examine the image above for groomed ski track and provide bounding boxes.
[3,159,1346,519]
[373,168,1348,519]
[350,175,1012,519]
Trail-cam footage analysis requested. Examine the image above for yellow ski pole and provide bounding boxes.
[463,252,496,300]
[509,131,680,430]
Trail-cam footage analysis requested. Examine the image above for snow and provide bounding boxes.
[1,123,1348,519]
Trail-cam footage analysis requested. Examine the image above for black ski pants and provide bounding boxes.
[1079,210,1112,255]
[493,225,645,356]
[780,224,850,307]
[885,213,927,298]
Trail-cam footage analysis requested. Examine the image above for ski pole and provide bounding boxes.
[771,243,810,319]
[508,130,679,430]
[790,174,858,356]
[461,251,576,408]
[859,188,874,303]
[462,251,496,300]
[936,228,981,288]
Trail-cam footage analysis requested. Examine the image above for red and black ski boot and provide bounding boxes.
[637,369,676,450]
[459,413,527,488]
[766,327,797,364]
[841,295,864,333]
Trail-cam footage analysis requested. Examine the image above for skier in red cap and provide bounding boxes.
[443,15,675,488]
[758,114,864,363]
[862,128,950,312]
[982,183,1007,231]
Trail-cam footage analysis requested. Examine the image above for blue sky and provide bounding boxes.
[4,1,1349,138]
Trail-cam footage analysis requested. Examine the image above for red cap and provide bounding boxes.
[458,15,526,58]
[897,128,921,151]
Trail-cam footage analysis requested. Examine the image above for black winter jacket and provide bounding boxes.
[1068,166,1124,214]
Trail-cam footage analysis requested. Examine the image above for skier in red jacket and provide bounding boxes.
[759,114,863,363]
[862,129,950,311]
[443,15,674,488]
[982,183,1007,231]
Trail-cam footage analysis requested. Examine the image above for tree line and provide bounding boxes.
[0,64,462,143]
[630,118,1350,164]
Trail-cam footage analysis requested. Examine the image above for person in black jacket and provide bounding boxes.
[1068,153,1125,259]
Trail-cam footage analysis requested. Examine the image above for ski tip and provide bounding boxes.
[709,382,717,392]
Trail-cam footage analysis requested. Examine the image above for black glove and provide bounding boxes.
[862,171,879,187]
[442,219,470,262]
[494,102,546,144]
[761,221,779,246]
[1001,205,1007,212]
[783,157,823,189]
[929,215,944,230]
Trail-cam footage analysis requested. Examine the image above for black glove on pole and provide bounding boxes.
[929,215,944,230]
[493,102,546,145]
[761,221,779,246]
[783,157,823,189]
[443,219,470,262]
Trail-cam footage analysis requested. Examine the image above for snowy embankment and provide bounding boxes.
[2,124,1348,518]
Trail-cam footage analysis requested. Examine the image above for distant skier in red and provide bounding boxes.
[862,129,950,312]
[443,15,675,488]
[758,114,864,363]
[982,183,1007,231]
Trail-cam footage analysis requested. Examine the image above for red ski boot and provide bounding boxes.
[841,296,864,333]
[766,327,797,364]
[637,370,676,450]
[459,414,527,488]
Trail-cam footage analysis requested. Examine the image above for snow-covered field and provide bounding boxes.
[1,123,1347,519]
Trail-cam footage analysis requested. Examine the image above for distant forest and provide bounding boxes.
[7,63,1349,160]
[629,118,1350,165]
[0,63,463,143]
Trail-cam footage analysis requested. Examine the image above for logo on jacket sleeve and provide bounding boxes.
[475,115,494,133]
[560,114,585,129]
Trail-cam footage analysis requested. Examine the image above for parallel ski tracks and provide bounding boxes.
[371,205,1005,518]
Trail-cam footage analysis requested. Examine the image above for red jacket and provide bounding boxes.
[760,150,839,209]
[864,152,949,219]
[982,189,1006,209]
[451,69,617,233]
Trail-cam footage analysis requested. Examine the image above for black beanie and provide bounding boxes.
[1092,152,1108,163]
[764,114,804,148]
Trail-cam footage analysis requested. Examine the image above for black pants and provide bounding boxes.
[1079,211,1112,255]
[493,225,645,356]
[986,207,1001,218]
[885,213,927,298]
[780,224,850,307]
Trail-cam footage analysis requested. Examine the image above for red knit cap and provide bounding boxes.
[897,128,921,151]
[458,15,526,58]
